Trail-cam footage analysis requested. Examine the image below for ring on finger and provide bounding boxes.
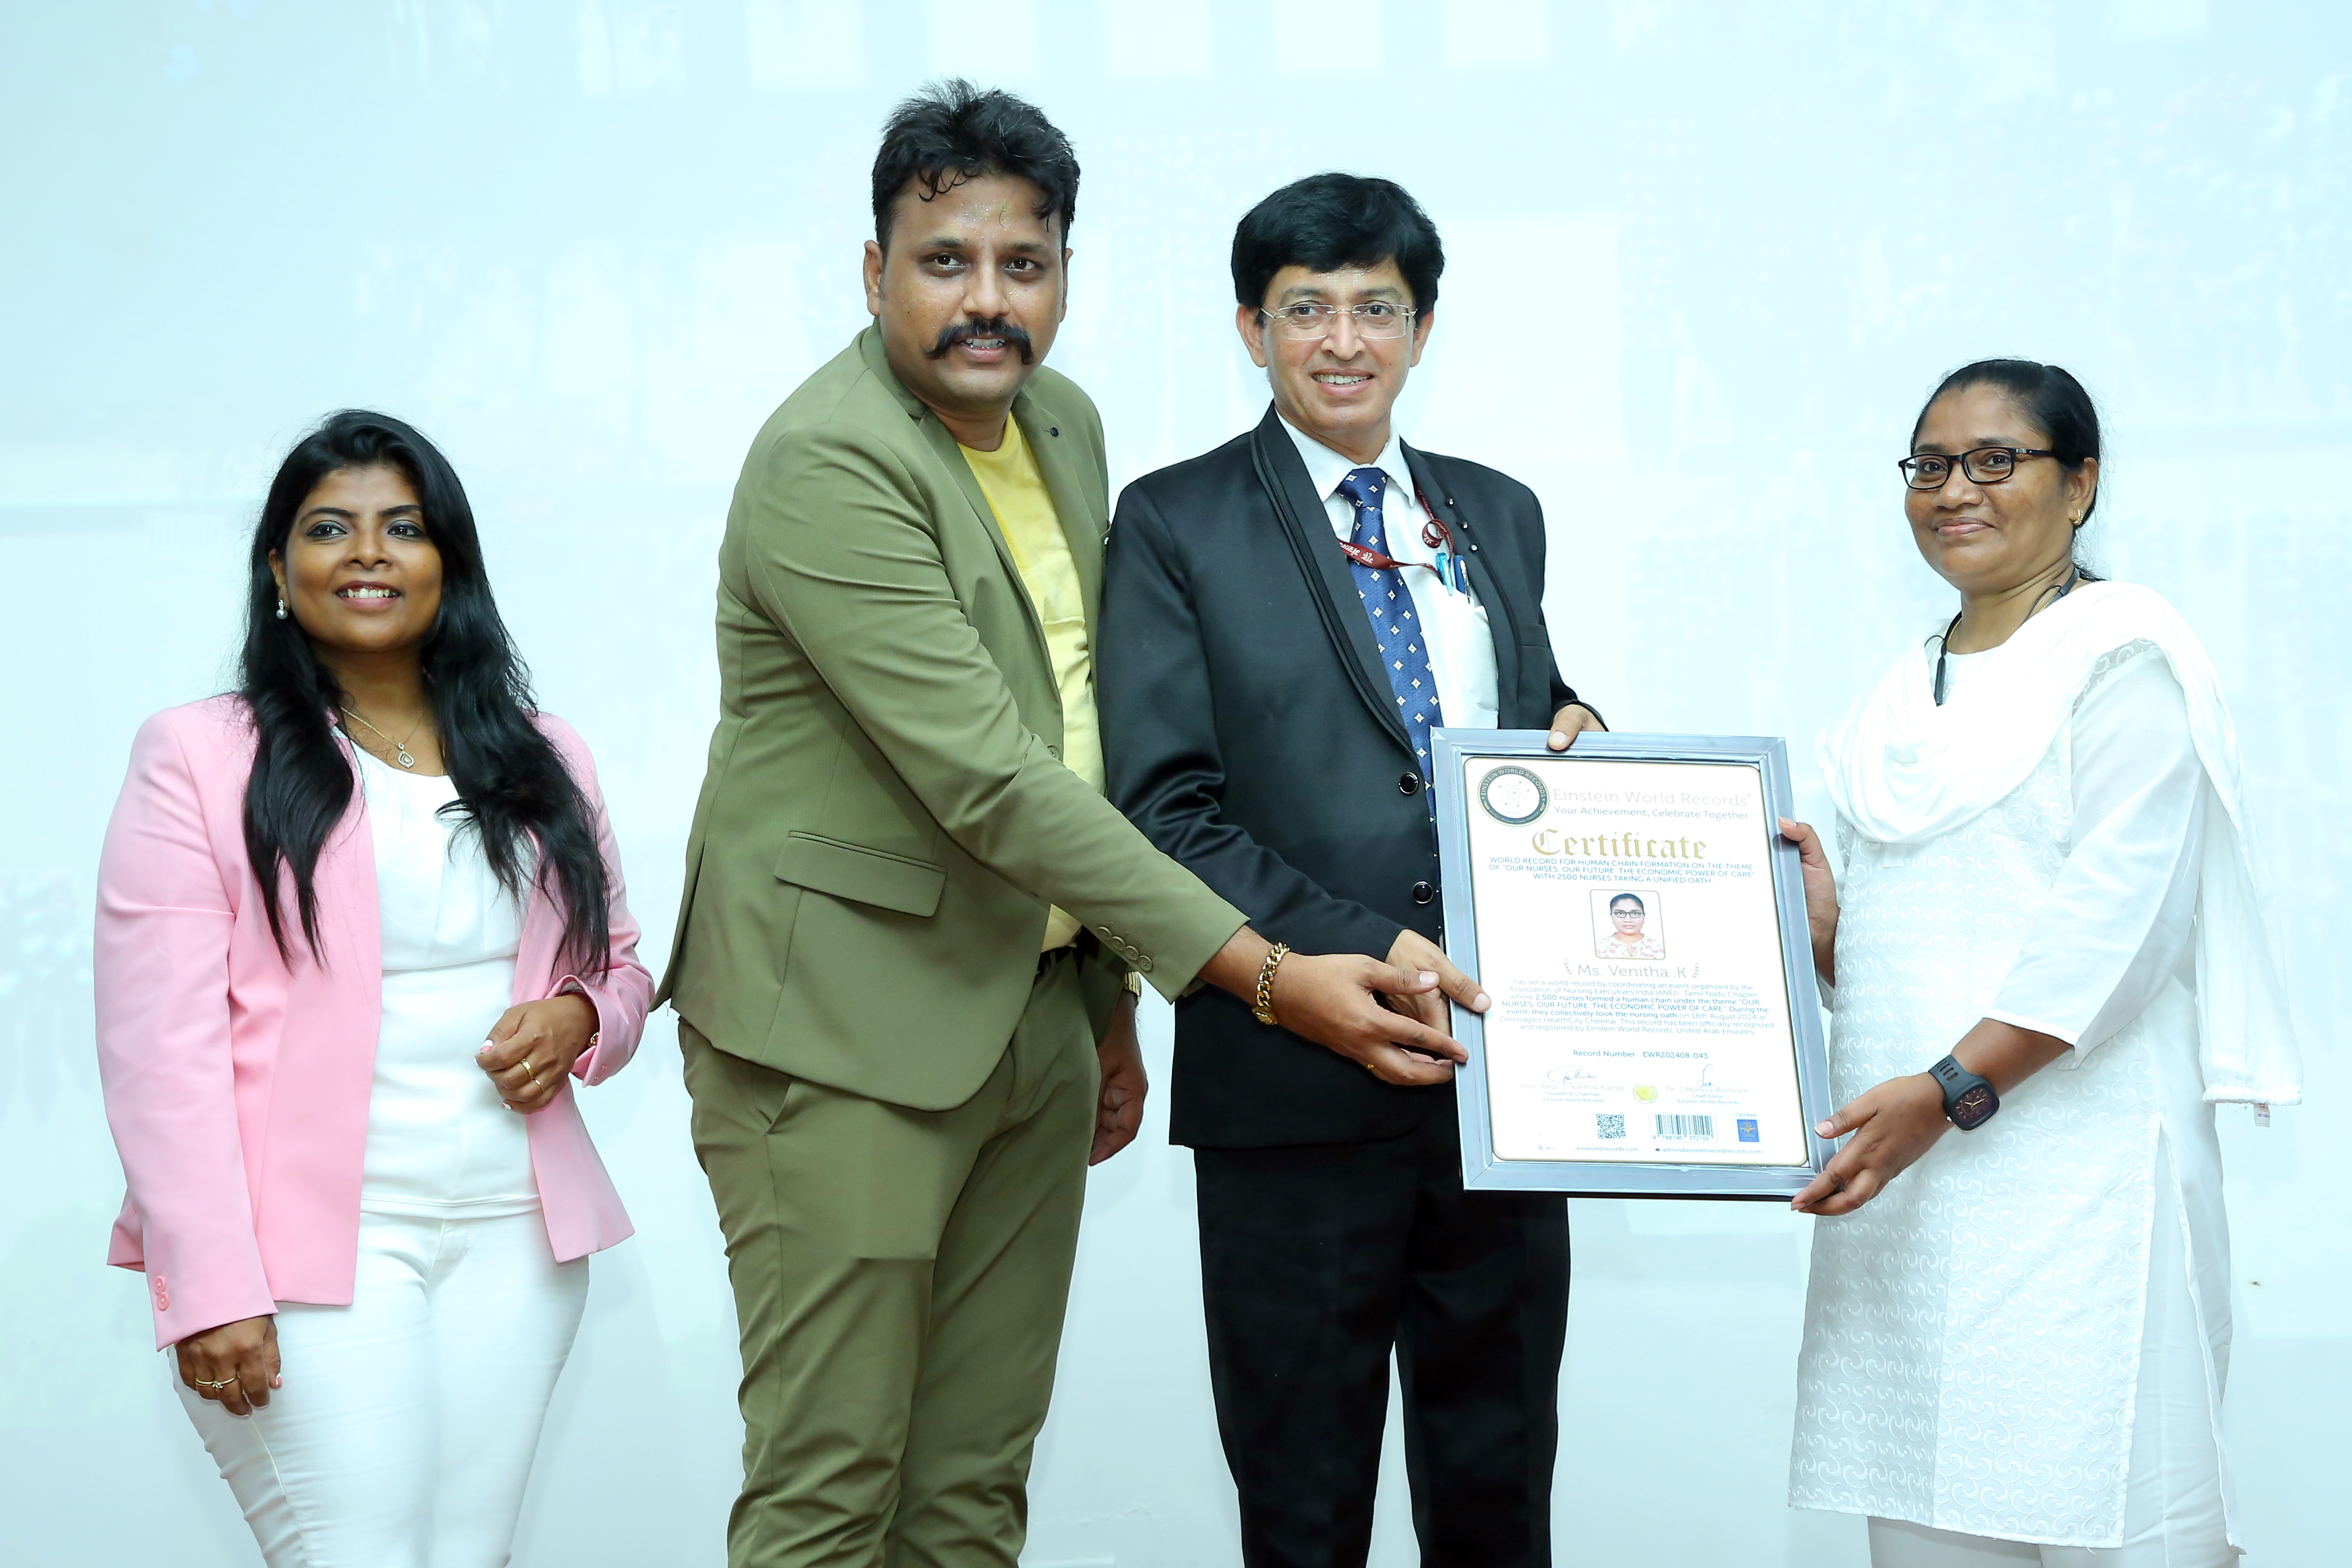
[194,1374,238,1391]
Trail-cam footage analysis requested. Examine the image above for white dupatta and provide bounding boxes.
[1820,581,2301,1106]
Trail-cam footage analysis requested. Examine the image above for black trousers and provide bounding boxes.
[1193,1100,1570,1568]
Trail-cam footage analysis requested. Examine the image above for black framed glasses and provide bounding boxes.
[1898,446,2057,490]
[1258,301,1419,341]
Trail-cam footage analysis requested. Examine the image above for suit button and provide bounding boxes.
[1410,881,1436,905]
[1398,772,1422,795]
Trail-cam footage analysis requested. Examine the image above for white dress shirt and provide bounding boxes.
[1280,416,1500,731]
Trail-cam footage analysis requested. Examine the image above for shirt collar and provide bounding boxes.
[1278,412,1411,506]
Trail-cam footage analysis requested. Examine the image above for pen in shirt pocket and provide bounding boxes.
[1434,548,1470,595]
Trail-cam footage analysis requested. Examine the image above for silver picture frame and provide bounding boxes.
[1430,730,1837,1198]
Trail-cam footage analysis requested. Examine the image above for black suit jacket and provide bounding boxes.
[1100,406,1596,1149]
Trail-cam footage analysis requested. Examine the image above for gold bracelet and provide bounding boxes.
[1252,942,1292,1027]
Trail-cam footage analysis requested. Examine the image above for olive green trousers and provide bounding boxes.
[679,957,1096,1568]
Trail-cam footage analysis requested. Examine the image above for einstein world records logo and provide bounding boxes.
[1477,764,1547,826]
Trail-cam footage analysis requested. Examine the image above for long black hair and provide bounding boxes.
[239,410,611,975]
[1912,358,2105,577]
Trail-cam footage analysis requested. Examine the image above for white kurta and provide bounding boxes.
[1790,620,2251,1548]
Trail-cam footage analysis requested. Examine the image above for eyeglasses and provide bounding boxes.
[1258,301,1419,341]
[1898,446,2057,490]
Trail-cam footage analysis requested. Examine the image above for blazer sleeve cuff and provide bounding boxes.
[548,975,637,1086]
[1329,909,1410,967]
[1144,901,1250,1005]
[132,1260,278,1352]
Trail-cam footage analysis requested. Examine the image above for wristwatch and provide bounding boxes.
[1928,1054,2000,1131]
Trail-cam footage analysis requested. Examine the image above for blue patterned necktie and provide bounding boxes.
[1336,466,1443,804]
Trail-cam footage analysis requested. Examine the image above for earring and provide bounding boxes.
[275,597,289,620]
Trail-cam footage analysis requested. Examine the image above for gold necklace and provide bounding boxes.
[340,706,426,769]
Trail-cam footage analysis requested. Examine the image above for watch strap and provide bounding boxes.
[1929,1053,2000,1130]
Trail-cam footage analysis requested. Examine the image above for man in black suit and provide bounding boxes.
[1098,174,1604,1567]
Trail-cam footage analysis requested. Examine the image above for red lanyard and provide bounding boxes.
[1337,486,1467,591]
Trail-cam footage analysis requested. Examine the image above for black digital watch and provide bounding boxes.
[1929,1054,2000,1131]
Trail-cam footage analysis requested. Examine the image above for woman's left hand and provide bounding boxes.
[1793,1019,2068,1216]
[477,993,599,1114]
[1790,1073,1949,1216]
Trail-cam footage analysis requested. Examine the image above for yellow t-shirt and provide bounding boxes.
[960,417,1103,952]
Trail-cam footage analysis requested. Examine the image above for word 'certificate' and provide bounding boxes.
[1433,734,1831,1197]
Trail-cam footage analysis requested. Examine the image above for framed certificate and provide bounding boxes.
[1430,731,1836,1198]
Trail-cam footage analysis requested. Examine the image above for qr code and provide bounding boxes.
[1597,1114,1626,1139]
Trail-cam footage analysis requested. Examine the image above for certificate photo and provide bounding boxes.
[1432,733,1835,1197]
[1592,889,1666,960]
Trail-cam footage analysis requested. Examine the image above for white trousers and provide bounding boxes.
[177,1208,588,1568]
[1866,1166,2235,1568]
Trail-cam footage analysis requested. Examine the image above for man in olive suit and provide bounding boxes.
[660,82,1480,1568]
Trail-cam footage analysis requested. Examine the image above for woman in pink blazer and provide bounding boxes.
[95,410,653,1568]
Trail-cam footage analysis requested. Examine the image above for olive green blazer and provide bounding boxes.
[661,326,1244,1110]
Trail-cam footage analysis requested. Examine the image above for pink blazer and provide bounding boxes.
[96,695,654,1349]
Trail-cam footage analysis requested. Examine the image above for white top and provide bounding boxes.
[355,747,538,1218]
[1819,581,2297,1105]
[1281,416,1501,731]
[1792,604,2256,1547]
[1956,648,2207,1050]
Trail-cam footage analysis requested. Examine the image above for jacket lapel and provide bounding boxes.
[1015,395,1106,632]
[316,727,384,983]
[1403,443,1528,722]
[856,328,1054,677]
[1249,407,1415,757]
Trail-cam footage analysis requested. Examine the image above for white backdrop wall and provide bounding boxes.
[2,3,2344,1564]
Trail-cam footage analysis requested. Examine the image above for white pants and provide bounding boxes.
[177,1208,588,1568]
[1866,1173,2235,1568]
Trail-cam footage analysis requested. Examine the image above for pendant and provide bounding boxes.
[395,746,416,769]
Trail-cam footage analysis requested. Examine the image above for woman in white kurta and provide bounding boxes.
[1778,362,2299,1568]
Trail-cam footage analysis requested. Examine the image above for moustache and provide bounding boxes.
[928,318,1034,363]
